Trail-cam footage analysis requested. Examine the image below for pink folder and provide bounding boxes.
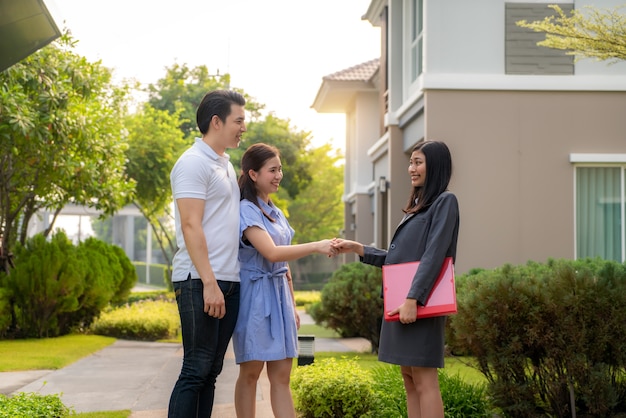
[382,257,456,322]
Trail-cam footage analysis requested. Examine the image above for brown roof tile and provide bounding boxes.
[323,58,379,82]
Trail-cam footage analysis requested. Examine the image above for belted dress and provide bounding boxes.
[232,197,298,364]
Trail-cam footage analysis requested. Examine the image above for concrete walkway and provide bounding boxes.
[0,312,371,417]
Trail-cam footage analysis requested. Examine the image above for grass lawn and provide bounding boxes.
[0,335,116,372]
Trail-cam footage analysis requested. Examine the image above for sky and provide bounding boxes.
[46,0,381,150]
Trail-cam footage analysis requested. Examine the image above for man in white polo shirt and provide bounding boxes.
[168,90,246,418]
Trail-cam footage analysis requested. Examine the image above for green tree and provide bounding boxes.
[239,114,314,199]
[517,4,626,62]
[124,104,186,270]
[285,143,344,289]
[146,63,315,199]
[147,63,263,139]
[287,143,343,243]
[0,31,134,272]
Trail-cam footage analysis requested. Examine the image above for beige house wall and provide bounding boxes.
[424,89,626,274]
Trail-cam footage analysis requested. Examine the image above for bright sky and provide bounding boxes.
[46,0,381,150]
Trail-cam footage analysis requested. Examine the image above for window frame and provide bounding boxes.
[403,0,424,98]
[571,154,626,262]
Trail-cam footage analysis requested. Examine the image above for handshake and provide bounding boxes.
[318,238,364,258]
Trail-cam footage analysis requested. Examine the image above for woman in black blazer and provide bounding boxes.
[332,140,459,418]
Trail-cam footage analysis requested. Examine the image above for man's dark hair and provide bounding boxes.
[196,90,246,135]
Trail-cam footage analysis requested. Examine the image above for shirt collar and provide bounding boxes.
[194,137,231,163]
[257,197,279,217]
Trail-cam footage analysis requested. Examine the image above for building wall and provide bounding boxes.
[424,89,626,274]
[344,90,381,251]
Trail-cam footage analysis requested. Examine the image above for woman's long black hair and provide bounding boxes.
[403,140,453,214]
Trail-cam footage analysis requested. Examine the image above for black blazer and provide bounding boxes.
[362,191,459,306]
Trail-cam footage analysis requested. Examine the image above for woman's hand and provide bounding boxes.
[330,238,364,257]
[388,298,418,324]
[316,239,338,257]
[295,309,301,330]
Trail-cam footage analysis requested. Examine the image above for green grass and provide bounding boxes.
[444,356,486,385]
[298,323,340,338]
[0,335,116,372]
[75,411,131,418]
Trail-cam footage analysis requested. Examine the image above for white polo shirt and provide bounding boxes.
[170,138,240,282]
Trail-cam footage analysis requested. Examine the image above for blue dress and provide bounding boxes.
[232,198,298,363]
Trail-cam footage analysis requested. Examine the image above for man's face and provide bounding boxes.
[221,104,246,149]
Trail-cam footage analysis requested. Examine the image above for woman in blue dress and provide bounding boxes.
[233,143,336,418]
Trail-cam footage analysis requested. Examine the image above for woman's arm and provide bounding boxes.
[243,226,335,262]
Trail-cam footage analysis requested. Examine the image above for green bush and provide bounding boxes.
[0,392,73,417]
[58,237,136,333]
[91,300,179,341]
[291,357,377,417]
[109,245,137,304]
[121,290,174,306]
[439,371,491,417]
[369,364,407,418]
[309,262,383,352]
[293,291,320,307]
[0,232,139,338]
[449,258,626,417]
[369,363,492,418]
[0,231,85,338]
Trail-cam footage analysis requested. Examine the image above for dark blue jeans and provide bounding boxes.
[168,278,240,418]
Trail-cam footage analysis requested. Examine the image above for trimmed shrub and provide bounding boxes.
[449,258,626,417]
[0,231,86,338]
[60,237,136,332]
[309,262,383,352]
[91,299,179,341]
[291,357,377,417]
[0,232,139,338]
[109,244,137,304]
[121,289,174,306]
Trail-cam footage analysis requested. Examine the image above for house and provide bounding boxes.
[312,0,626,274]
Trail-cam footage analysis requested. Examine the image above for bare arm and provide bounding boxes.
[177,198,225,319]
[243,226,335,262]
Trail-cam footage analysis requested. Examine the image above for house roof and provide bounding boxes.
[311,58,379,113]
[323,58,379,82]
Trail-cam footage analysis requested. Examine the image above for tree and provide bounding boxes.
[239,114,314,199]
[517,4,626,63]
[147,63,263,139]
[0,31,134,272]
[284,143,344,288]
[286,143,344,244]
[147,63,315,199]
[124,104,187,270]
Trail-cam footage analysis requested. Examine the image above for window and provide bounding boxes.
[404,0,424,92]
[574,161,626,262]
[505,3,574,75]
[410,0,424,82]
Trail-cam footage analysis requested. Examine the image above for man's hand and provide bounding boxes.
[203,281,226,319]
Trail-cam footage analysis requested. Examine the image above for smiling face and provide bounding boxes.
[408,150,426,188]
[220,103,246,150]
[250,156,283,202]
